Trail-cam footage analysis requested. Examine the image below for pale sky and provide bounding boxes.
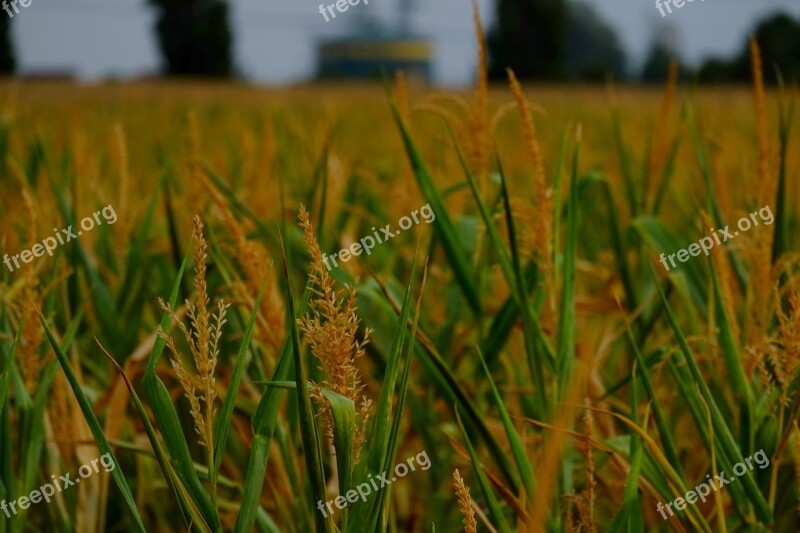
[10,0,800,85]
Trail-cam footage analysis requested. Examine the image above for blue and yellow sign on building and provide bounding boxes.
[317,36,433,81]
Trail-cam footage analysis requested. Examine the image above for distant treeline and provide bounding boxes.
[694,13,800,84]
[0,0,236,78]
[490,0,800,84]
[0,0,797,84]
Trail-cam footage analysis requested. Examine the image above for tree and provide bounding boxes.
[751,13,800,82]
[563,2,626,81]
[488,0,568,80]
[148,0,234,77]
[697,57,736,84]
[697,13,800,84]
[726,13,800,83]
[0,14,15,74]
[641,44,673,83]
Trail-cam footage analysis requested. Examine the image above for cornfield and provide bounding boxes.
[1,12,799,533]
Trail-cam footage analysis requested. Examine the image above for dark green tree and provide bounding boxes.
[728,13,800,83]
[750,13,800,82]
[148,0,233,77]
[563,2,626,81]
[641,44,673,83]
[0,14,15,74]
[488,0,568,80]
[697,13,800,84]
[640,30,692,84]
[697,57,736,83]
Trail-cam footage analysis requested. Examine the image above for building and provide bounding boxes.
[317,35,432,80]
[316,0,433,81]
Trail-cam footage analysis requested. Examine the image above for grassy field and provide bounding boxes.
[0,30,799,533]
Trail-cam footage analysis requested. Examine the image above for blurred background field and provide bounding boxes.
[1,80,796,236]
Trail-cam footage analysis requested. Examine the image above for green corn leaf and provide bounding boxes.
[320,388,356,530]
[709,258,755,456]
[772,78,794,261]
[687,109,748,290]
[556,131,580,396]
[213,276,269,473]
[235,336,294,532]
[497,154,551,415]
[611,108,639,216]
[0,319,22,414]
[142,251,222,532]
[456,407,511,533]
[99,341,207,530]
[551,128,569,293]
[359,280,520,491]
[117,170,164,312]
[622,329,683,480]
[590,175,638,322]
[38,312,147,533]
[608,368,648,533]
[480,261,539,368]
[633,216,708,317]
[348,246,418,531]
[371,264,426,532]
[651,135,682,216]
[48,175,123,351]
[383,80,482,316]
[477,347,536,502]
[653,266,771,523]
[280,233,333,533]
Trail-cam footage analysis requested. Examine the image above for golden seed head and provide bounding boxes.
[157,216,227,450]
[298,206,372,461]
[506,69,553,285]
[453,469,477,533]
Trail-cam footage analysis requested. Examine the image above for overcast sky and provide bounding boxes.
[11,0,800,85]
